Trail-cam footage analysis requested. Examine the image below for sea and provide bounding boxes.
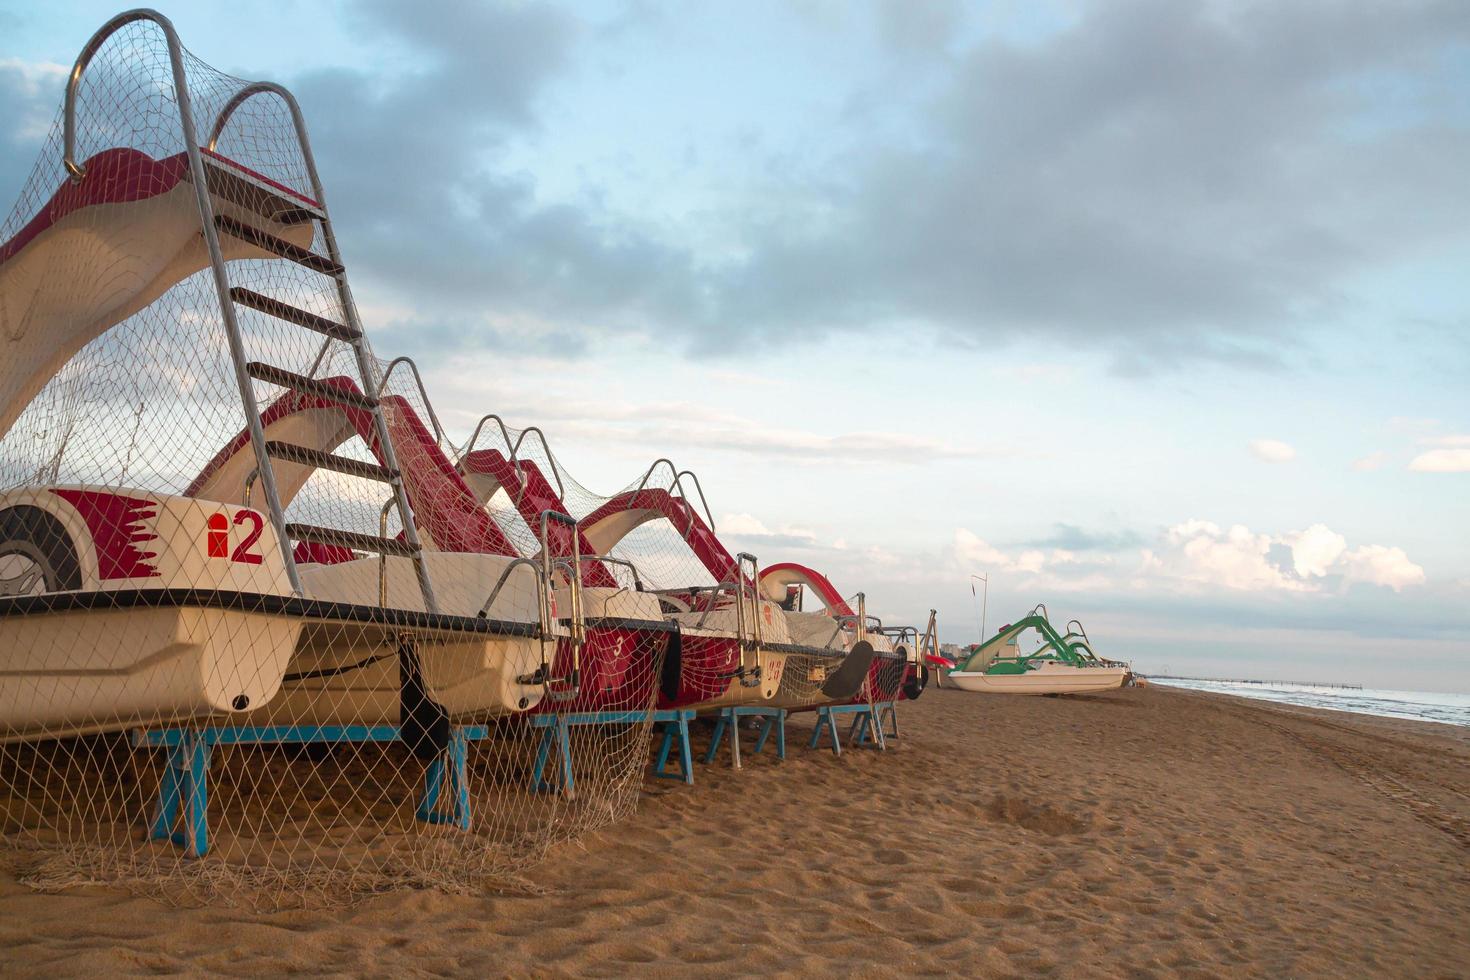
[1150,677,1470,728]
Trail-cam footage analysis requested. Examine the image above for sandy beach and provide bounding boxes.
[1,684,1466,977]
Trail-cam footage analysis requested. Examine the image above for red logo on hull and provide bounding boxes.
[51,489,159,580]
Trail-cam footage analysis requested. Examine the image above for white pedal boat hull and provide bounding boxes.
[0,487,550,739]
[947,662,1128,695]
[0,487,304,739]
[254,552,548,725]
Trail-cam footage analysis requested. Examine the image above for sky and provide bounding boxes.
[2,0,1468,690]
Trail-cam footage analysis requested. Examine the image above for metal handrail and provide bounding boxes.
[1031,602,1050,621]
[820,619,846,649]
[577,554,644,592]
[378,356,448,446]
[887,628,911,667]
[64,9,162,180]
[692,581,740,631]
[508,427,566,502]
[541,510,584,701]
[461,413,516,464]
[540,510,582,592]
[377,497,398,605]
[547,558,583,700]
[457,414,569,504]
[735,552,764,687]
[459,413,524,491]
[477,557,547,624]
[478,555,556,693]
[242,468,258,507]
[249,77,442,613]
[628,458,713,542]
[205,80,277,152]
[736,552,763,648]
[673,469,717,534]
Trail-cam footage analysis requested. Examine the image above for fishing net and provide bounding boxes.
[0,12,928,913]
[0,14,667,910]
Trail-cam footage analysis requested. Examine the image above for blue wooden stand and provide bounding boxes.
[132,723,490,858]
[874,701,899,739]
[652,710,697,785]
[808,702,898,756]
[853,701,900,746]
[703,706,787,770]
[531,709,697,796]
[416,726,475,829]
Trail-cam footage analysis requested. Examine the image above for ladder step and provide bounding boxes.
[216,215,345,277]
[245,362,378,411]
[263,441,397,483]
[284,524,417,558]
[230,287,361,342]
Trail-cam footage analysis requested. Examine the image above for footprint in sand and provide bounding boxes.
[939,876,995,896]
[986,795,1092,836]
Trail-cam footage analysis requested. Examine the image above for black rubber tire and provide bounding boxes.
[903,663,930,701]
[0,505,83,594]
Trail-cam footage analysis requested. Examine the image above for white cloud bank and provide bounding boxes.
[1250,439,1297,463]
[1409,435,1470,473]
[954,519,1425,595]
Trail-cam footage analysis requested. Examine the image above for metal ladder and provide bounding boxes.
[191,82,437,610]
[216,213,439,610]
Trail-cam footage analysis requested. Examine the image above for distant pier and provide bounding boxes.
[1145,675,1363,691]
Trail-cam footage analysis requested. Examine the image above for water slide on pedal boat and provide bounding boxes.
[0,141,365,738]
[458,447,901,711]
[190,375,673,724]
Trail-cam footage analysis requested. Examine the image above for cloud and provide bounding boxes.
[0,59,66,221]
[276,0,709,348]
[717,512,819,548]
[1409,436,1470,472]
[1287,524,1346,578]
[501,415,985,466]
[1339,545,1426,592]
[698,0,1470,371]
[1146,520,1308,592]
[1250,439,1297,463]
[952,529,1113,592]
[1146,520,1427,595]
[874,0,963,56]
[99,0,1459,374]
[720,512,772,536]
[1026,523,1146,552]
[1352,452,1386,471]
[1410,448,1470,473]
[956,518,1426,597]
[954,528,1011,568]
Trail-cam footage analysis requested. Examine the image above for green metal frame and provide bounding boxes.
[954,613,1113,674]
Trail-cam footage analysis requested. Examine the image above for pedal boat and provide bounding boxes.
[945,609,1129,695]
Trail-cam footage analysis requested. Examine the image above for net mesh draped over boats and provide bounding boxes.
[0,14,923,912]
[0,18,669,910]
